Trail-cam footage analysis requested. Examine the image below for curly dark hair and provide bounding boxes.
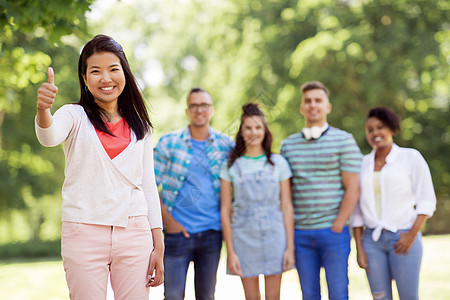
[367,107,401,135]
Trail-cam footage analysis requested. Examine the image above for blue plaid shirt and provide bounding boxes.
[154,126,234,212]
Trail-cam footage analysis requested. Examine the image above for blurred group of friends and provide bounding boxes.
[35,35,436,300]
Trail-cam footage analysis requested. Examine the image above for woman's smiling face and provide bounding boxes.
[365,117,395,150]
[83,51,126,109]
[241,115,265,147]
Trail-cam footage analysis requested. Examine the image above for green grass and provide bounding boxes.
[0,258,68,300]
[1,235,450,300]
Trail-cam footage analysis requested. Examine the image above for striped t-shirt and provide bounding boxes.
[280,127,362,229]
[220,154,292,200]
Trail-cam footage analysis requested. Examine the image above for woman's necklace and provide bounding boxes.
[375,145,391,170]
[376,159,385,167]
[374,156,386,170]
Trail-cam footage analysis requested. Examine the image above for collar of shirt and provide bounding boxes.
[302,122,329,140]
[368,143,400,166]
[181,126,216,145]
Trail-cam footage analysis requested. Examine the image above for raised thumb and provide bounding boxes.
[47,67,54,85]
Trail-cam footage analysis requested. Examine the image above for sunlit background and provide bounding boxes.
[0,0,449,298]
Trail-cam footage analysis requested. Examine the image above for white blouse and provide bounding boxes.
[35,104,162,228]
[351,144,436,241]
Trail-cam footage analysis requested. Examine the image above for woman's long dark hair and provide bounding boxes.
[78,34,152,140]
[228,103,274,168]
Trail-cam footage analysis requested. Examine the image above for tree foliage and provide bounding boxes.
[1,0,449,241]
[0,0,93,241]
[92,0,449,232]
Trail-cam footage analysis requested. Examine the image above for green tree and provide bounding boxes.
[90,0,449,232]
[3,0,446,241]
[252,0,450,232]
[0,0,93,242]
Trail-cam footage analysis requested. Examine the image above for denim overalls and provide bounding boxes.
[230,159,286,277]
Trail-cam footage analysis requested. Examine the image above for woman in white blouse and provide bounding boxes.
[36,35,163,299]
[352,107,436,300]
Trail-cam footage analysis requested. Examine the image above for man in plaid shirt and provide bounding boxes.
[154,88,233,300]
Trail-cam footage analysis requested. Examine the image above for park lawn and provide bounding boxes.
[0,258,68,300]
[1,234,449,300]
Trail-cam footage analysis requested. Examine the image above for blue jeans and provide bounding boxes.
[363,228,422,300]
[163,229,222,300]
[294,227,351,300]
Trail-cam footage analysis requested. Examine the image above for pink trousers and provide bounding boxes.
[61,216,153,300]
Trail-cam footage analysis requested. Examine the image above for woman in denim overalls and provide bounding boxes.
[220,103,295,300]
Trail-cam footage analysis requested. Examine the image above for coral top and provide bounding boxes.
[95,118,131,159]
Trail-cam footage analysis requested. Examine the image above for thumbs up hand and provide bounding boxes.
[37,67,58,110]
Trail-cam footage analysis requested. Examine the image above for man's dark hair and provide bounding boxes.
[189,87,206,95]
[301,81,330,98]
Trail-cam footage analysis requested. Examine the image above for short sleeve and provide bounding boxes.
[340,134,362,173]
[275,155,292,182]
